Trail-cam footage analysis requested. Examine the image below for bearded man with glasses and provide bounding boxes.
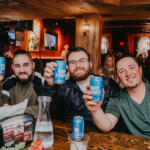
[43,47,120,128]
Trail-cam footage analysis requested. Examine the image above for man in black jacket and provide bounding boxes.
[43,47,120,127]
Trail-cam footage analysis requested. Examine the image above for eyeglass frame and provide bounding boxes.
[68,58,89,66]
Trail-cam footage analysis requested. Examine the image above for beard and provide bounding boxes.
[16,72,33,85]
[125,83,138,89]
[70,66,91,81]
[126,81,141,89]
[121,78,142,89]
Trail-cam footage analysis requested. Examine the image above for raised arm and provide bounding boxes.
[83,89,118,132]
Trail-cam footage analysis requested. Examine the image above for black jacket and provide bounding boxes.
[43,73,120,127]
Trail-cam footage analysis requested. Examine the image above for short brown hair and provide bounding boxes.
[115,53,140,71]
[12,49,33,64]
[66,47,90,64]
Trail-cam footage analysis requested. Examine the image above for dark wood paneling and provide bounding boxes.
[0,0,150,22]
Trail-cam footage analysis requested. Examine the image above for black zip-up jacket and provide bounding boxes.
[43,73,120,127]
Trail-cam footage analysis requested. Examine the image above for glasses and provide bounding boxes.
[68,58,89,66]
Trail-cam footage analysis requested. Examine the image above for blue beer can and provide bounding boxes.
[53,61,66,84]
[90,77,103,101]
[0,57,5,75]
[72,116,84,140]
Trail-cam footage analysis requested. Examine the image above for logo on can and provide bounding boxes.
[53,61,66,84]
[0,57,5,75]
[72,116,84,140]
[90,77,103,101]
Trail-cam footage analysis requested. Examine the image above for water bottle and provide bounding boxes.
[34,96,54,148]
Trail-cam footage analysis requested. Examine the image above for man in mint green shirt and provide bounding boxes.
[83,53,150,139]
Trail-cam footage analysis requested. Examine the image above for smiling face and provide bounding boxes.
[116,57,142,89]
[12,54,35,84]
[67,51,92,81]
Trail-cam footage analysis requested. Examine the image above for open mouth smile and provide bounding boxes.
[126,76,135,82]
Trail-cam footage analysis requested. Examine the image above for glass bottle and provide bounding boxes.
[34,96,54,148]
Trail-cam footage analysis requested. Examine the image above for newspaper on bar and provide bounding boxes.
[0,99,28,120]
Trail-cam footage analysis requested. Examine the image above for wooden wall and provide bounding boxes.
[75,15,103,73]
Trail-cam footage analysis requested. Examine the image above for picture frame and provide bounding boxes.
[27,31,39,51]
[101,33,112,54]
[26,20,40,51]
[130,33,150,55]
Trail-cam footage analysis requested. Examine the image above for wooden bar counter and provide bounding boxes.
[45,119,150,150]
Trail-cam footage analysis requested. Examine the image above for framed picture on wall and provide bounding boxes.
[130,33,150,56]
[44,29,58,50]
[101,33,112,54]
[27,31,39,51]
[27,20,40,51]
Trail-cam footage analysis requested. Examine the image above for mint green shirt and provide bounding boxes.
[105,83,150,138]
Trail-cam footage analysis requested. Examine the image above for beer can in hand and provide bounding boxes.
[72,116,84,140]
[0,57,5,75]
[90,76,103,101]
[53,61,66,84]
